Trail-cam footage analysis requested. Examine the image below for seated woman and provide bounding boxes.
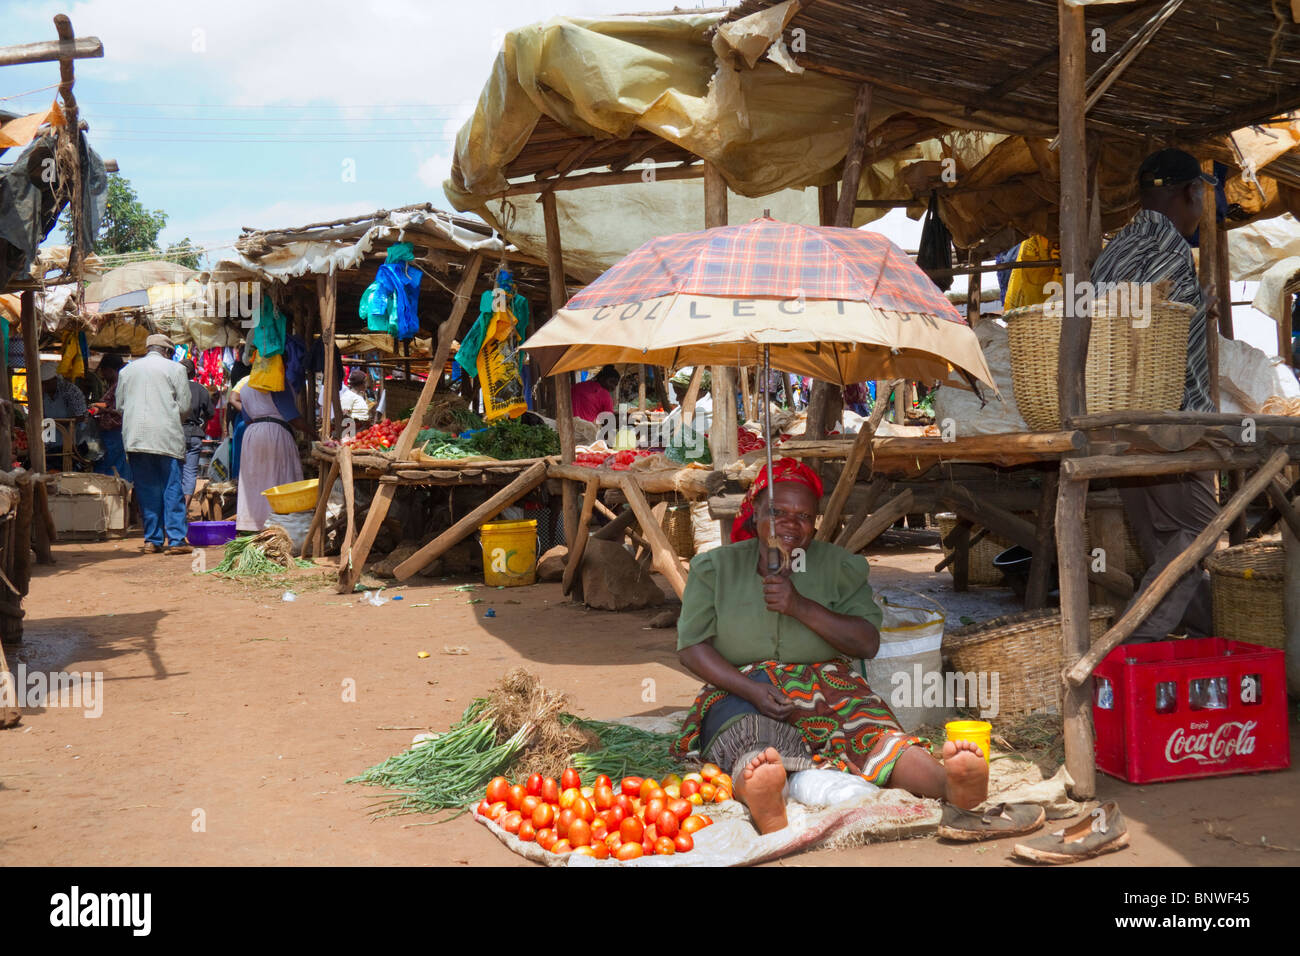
[673,458,988,833]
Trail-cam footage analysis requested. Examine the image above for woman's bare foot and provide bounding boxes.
[942,740,989,809]
[735,747,790,834]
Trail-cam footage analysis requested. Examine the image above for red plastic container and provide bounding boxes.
[1092,638,1290,784]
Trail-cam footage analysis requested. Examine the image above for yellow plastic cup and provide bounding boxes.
[944,720,992,763]
[480,519,538,587]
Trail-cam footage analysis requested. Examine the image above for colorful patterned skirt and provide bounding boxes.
[673,660,929,786]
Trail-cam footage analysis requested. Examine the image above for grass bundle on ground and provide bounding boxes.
[210,527,312,576]
[350,669,686,820]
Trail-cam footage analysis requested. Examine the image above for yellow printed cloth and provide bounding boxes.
[1003,235,1062,310]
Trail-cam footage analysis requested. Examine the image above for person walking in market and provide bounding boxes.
[181,359,215,515]
[1091,148,1221,642]
[235,379,305,535]
[89,353,132,482]
[116,334,193,554]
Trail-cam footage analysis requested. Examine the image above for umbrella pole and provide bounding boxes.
[763,345,780,573]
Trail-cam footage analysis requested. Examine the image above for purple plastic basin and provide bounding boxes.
[188,520,237,547]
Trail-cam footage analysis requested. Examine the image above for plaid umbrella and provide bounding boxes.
[523,217,995,390]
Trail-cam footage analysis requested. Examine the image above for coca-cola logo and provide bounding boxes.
[1165,721,1258,764]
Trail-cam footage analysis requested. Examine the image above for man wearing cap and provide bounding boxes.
[39,359,88,466]
[116,335,192,554]
[1091,148,1221,642]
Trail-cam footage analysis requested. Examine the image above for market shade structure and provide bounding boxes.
[522,217,997,391]
[83,260,198,312]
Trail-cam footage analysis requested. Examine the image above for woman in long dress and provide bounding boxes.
[236,383,305,533]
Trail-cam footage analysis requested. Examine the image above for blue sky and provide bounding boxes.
[4,0,729,263]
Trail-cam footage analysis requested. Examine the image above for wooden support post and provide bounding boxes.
[541,191,579,547]
[1264,477,1300,542]
[1285,519,1300,697]
[1067,448,1292,685]
[561,477,600,598]
[336,254,483,592]
[816,382,897,542]
[1056,467,1095,799]
[1215,214,1234,340]
[302,457,339,559]
[951,519,972,592]
[680,365,704,428]
[739,367,751,425]
[32,481,53,564]
[936,525,990,572]
[1056,0,1091,425]
[1200,160,1221,411]
[893,383,905,424]
[835,83,873,227]
[638,366,647,413]
[841,489,914,554]
[833,475,889,549]
[306,302,319,439]
[1025,471,1059,609]
[393,460,550,580]
[618,476,687,599]
[21,292,45,475]
[317,274,339,439]
[0,321,11,469]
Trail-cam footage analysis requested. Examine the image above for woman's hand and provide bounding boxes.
[763,573,804,617]
[748,682,795,721]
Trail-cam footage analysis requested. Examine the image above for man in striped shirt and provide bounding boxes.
[1090,149,1221,642]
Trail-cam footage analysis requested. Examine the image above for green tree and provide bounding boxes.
[63,173,167,255]
[163,237,202,270]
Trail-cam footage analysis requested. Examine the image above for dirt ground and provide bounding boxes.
[2,532,1297,868]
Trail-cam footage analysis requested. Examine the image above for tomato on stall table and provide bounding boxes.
[620,777,643,798]
[506,785,526,811]
[568,819,592,848]
[663,784,681,800]
[488,801,509,822]
[557,808,577,839]
[532,803,555,829]
[605,832,623,851]
[593,785,614,811]
[526,773,544,797]
[644,824,658,844]
[572,796,596,824]
[518,820,537,843]
[541,778,560,804]
[656,810,679,839]
[561,768,582,791]
[644,798,667,824]
[572,846,597,858]
[589,819,608,843]
[551,840,573,855]
[590,840,610,860]
[654,837,677,856]
[701,763,722,781]
[700,783,717,802]
[600,807,625,830]
[475,799,491,817]
[619,816,644,844]
[520,795,541,817]
[559,788,581,810]
[680,815,711,834]
[639,779,660,802]
[681,779,701,798]
[536,828,558,851]
[668,798,693,823]
[501,811,523,834]
[674,833,694,853]
[615,842,644,861]
[594,774,613,790]
[485,777,511,804]
[614,794,635,817]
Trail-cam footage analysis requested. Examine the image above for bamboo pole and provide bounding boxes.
[541,191,579,547]
[1056,0,1091,425]
[561,476,600,597]
[815,382,898,542]
[1067,448,1292,685]
[841,489,914,554]
[393,461,551,580]
[618,475,687,599]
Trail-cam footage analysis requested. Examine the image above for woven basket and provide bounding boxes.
[1206,541,1285,649]
[1005,294,1193,431]
[935,512,1015,586]
[942,606,1115,717]
[661,503,696,560]
[1084,516,1149,580]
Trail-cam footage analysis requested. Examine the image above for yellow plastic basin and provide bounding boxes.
[262,478,319,514]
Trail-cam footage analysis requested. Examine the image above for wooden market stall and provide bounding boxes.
[442,1,1300,795]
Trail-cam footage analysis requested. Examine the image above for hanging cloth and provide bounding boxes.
[1003,235,1063,310]
[474,270,529,421]
[248,348,286,393]
[58,330,85,379]
[917,190,954,293]
[360,242,422,341]
[251,294,287,357]
[456,288,531,379]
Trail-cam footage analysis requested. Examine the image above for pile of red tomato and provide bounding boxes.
[475,764,733,860]
[572,448,658,470]
[609,449,657,471]
[343,418,408,451]
[736,428,766,454]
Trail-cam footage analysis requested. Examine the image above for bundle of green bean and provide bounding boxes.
[209,531,312,576]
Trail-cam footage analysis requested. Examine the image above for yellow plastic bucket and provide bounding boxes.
[480,519,538,587]
[945,720,993,763]
[262,478,319,514]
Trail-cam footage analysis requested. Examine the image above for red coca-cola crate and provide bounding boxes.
[1092,637,1289,784]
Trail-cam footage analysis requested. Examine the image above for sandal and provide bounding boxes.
[1013,802,1129,864]
[139,543,162,554]
[937,803,1046,842]
[165,545,193,555]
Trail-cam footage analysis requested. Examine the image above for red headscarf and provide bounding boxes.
[730,457,824,543]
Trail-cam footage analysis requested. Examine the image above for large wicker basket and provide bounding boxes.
[661,503,696,560]
[935,512,1015,587]
[1005,294,1193,431]
[942,606,1115,717]
[1206,541,1285,649]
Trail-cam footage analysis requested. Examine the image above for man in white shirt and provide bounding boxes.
[116,334,192,554]
[339,370,372,428]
